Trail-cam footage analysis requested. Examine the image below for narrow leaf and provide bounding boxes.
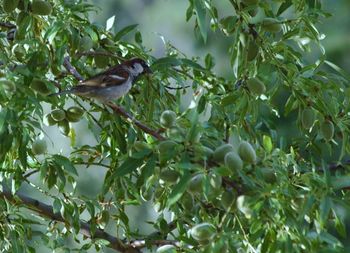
[167,171,191,207]
[114,157,144,177]
[193,0,207,43]
[114,24,138,41]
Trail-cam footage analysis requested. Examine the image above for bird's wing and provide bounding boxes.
[80,66,129,87]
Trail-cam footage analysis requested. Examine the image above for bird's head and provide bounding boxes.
[125,58,152,76]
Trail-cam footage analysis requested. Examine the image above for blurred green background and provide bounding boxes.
[26,1,350,252]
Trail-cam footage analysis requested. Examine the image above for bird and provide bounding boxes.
[50,58,152,101]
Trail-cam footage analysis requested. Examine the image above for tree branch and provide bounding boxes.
[0,187,134,253]
[106,102,166,141]
[0,21,16,29]
[63,56,84,81]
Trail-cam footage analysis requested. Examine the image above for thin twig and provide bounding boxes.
[63,56,84,81]
[106,102,166,141]
[0,21,16,29]
[23,169,39,179]
[0,187,133,253]
[164,85,190,90]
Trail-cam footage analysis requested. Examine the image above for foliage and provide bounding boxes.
[0,0,350,252]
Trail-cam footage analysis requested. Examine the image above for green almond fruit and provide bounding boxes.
[58,119,70,136]
[3,0,19,12]
[44,113,57,126]
[262,18,282,33]
[133,141,151,152]
[31,139,47,155]
[30,78,50,95]
[194,145,214,158]
[156,245,177,253]
[188,173,204,194]
[221,190,236,210]
[301,108,315,129]
[0,79,16,92]
[238,141,256,164]
[140,185,154,202]
[237,195,253,218]
[320,120,334,141]
[241,0,259,6]
[158,140,177,152]
[160,110,176,128]
[247,40,259,61]
[160,169,180,184]
[260,168,276,183]
[50,109,66,122]
[79,36,94,52]
[190,223,216,242]
[213,144,234,163]
[31,1,52,16]
[66,106,84,122]
[246,77,266,95]
[224,151,243,171]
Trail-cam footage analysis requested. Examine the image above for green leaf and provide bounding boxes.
[114,24,138,41]
[106,15,115,31]
[135,31,143,44]
[0,109,7,131]
[193,0,207,43]
[138,154,157,186]
[114,157,144,177]
[151,56,182,71]
[331,176,350,190]
[167,171,191,207]
[319,196,332,225]
[53,198,62,214]
[52,155,78,176]
[277,0,292,16]
[263,135,272,153]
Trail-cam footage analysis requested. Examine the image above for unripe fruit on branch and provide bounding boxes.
[247,41,259,61]
[50,109,66,122]
[66,106,84,122]
[160,110,176,128]
[320,120,334,141]
[79,36,94,52]
[301,108,315,129]
[31,1,52,16]
[190,223,216,242]
[238,141,256,164]
[246,77,266,95]
[188,173,204,194]
[160,169,180,184]
[225,152,243,172]
[262,18,281,33]
[213,144,234,163]
[30,79,50,95]
[3,0,19,12]
[31,139,47,155]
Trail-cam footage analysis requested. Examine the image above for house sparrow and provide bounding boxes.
[50,58,152,101]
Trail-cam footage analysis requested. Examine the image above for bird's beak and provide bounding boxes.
[145,66,153,74]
